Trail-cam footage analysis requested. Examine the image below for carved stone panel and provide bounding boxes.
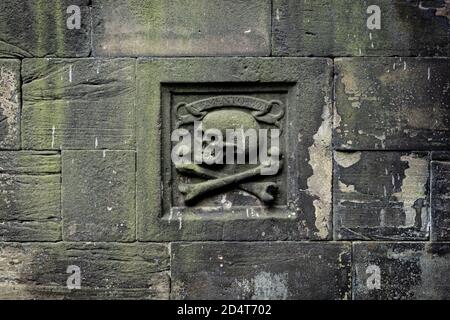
[162,85,287,212]
[136,58,333,241]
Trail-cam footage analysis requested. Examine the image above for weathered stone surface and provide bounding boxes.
[432,151,450,161]
[92,0,270,56]
[0,0,90,58]
[62,151,136,242]
[273,0,450,56]
[136,58,333,241]
[353,242,450,300]
[334,58,450,150]
[22,59,135,150]
[0,242,169,299]
[432,159,450,240]
[334,151,430,240]
[0,59,20,149]
[171,242,351,300]
[0,152,61,241]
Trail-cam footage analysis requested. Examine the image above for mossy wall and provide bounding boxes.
[0,0,449,300]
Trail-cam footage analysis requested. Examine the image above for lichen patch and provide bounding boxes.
[307,96,332,239]
[393,154,429,228]
[235,271,289,300]
[0,67,19,148]
[334,151,362,168]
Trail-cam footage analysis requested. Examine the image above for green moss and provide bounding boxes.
[127,0,208,39]
[25,59,67,149]
[54,0,66,56]
[128,0,165,25]
[33,0,47,57]
[30,6,67,147]
[336,1,368,56]
[32,0,66,56]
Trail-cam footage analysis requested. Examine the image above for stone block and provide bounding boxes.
[334,151,430,240]
[0,59,20,149]
[334,58,450,150]
[136,58,333,241]
[0,242,169,299]
[92,0,270,56]
[0,151,61,241]
[22,58,135,150]
[353,242,450,300]
[273,0,450,56]
[0,0,91,58]
[171,242,351,300]
[62,151,136,242]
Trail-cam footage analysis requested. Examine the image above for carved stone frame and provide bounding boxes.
[137,58,333,241]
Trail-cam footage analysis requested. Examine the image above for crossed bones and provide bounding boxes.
[176,159,282,204]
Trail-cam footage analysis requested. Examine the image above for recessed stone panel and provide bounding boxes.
[137,58,333,241]
[163,85,288,215]
[334,151,430,240]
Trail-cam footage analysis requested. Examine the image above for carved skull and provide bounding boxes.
[201,109,260,164]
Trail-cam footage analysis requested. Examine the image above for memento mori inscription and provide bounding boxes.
[162,85,287,211]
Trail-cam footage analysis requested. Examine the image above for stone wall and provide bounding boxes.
[0,0,449,300]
